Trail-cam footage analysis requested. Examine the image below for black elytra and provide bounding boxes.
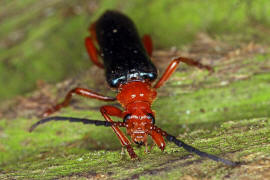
[95,11,158,87]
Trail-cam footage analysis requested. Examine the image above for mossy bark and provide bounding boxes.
[1,0,270,179]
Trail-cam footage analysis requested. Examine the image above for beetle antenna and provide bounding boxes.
[165,133,238,166]
[29,116,126,132]
[151,126,238,166]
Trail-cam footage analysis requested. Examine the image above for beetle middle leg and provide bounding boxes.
[42,88,116,117]
[100,105,138,159]
[154,57,214,89]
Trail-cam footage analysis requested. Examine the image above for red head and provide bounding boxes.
[117,81,165,150]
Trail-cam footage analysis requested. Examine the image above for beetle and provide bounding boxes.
[30,11,236,166]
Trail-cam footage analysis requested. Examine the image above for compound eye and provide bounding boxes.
[123,114,131,123]
[147,113,155,124]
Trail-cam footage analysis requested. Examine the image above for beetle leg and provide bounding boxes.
[100,106,138,159]
[85,37,104,68]
[150,129,166,151]
[42,88,116,117]
[144,141,149,153]
[89,22,98,44]
[142,34,153,57]
[121,147,125,155]
[85,22,104,68]
[154,57,214,89]
[100,105,124,118]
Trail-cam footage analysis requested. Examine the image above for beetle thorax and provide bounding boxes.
[117,81,158,145]
[116,81,157,108]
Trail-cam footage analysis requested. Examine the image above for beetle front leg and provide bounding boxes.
[150,129,166,151]
[100,106,138,159]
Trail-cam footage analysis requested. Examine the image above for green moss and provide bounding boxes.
[1,70,270,179]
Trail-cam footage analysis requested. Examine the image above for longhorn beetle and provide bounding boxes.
[30,11,236,166]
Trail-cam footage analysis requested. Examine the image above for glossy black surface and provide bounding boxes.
[95,11,158,87]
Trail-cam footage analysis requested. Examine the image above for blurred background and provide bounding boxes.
[1,1,270,178]
[1,0,270,101]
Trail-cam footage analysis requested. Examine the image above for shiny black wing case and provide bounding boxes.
[95,11,158,87]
